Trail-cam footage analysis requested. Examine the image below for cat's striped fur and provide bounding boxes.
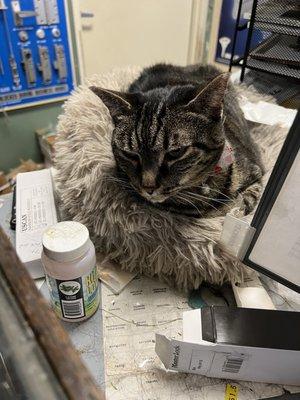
[90,64,264,217]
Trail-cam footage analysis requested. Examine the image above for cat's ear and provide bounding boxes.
[89,87,142,120]
[184,73,230,120]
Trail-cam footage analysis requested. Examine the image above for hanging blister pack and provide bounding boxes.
[0,0,75,110]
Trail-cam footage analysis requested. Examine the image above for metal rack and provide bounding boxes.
[230,0,300,82]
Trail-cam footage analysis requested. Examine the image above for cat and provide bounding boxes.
[90,63,264,217]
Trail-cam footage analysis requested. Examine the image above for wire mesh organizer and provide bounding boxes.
[256,0,300,30]
[250,35,300,67]
[230,0,300,82]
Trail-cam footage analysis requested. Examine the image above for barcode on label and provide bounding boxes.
[190,349,203,372]
[222,357,243,373]
[191,359,203,371]
[61,299,84,318]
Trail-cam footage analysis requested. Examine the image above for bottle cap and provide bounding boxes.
[42,221,90,262]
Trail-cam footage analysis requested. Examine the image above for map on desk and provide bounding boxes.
[101,275,298,400]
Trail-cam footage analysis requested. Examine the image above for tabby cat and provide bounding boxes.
[90,64,264,217]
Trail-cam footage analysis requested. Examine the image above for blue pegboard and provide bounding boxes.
[215,0,266,65]
[0,0,75,110]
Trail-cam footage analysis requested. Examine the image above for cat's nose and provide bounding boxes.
[142,170,157,195]
[143,186,156,195]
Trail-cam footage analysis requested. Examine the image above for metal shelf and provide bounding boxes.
[256,0,300,29]
[246,58,300,80]
[255,22,300,37]
[230,0,300,82]
[250,34,300,67]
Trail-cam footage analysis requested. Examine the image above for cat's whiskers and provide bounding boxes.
[186,191,228,204]
[177,192,211,211]
[185,191,231,211]
[200,185,232,201]
[176,194,203,216]
[182,192,219,211]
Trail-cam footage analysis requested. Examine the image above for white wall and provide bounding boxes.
[73,0,197,77]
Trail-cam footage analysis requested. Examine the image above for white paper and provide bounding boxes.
[16,169,57,278]
[97,256,137,294]
[34,277,45,290]
[182,308,202,343]
[232,270,275,310]
[240,100,297,128]
[249,151,300,286]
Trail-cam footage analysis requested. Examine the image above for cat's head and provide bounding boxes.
[90,73,229,204]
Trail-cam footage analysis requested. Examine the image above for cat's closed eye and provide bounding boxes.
[119,149,140,164]
[165,147,188,162]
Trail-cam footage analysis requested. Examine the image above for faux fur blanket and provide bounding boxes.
[54,66,288,291]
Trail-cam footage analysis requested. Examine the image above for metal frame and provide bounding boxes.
[239,0,259,80]
[229,0,247,72]
[229,0,259,79]
[243,111,300,293]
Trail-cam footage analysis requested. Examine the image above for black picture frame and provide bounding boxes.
[243,111,300,293]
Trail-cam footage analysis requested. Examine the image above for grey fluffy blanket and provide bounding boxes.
[55,66,287,291]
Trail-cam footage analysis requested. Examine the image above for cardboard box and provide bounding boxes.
[36,127,57,167]
[16,169,57,278]
[156,307,300,385]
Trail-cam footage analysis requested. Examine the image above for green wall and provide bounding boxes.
[0,102,63,173]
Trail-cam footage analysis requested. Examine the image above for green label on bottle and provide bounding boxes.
[46,265,99,320]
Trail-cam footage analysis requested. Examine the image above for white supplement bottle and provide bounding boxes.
[41,221,99,322]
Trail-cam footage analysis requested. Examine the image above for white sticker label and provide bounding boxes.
[220,214,255,259]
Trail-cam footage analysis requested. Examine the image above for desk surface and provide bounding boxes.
[0,193,105,389]
[1,192,300,398]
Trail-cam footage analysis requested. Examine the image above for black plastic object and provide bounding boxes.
[201,306,300,351]
[10,185,16,231]
[263,394,300,400]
